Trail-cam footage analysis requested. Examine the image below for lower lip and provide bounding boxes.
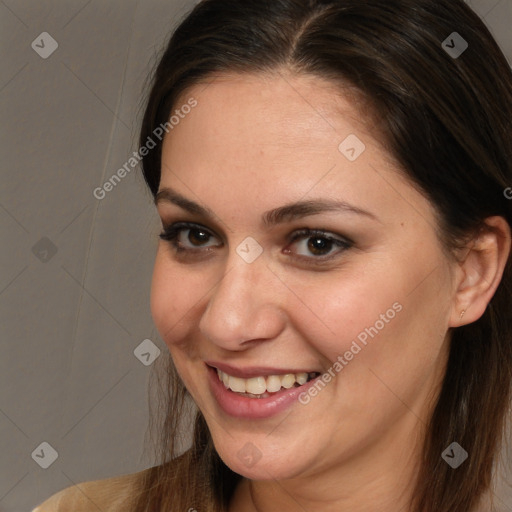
[207,365,320,419]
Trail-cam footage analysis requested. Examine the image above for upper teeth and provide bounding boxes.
[217,369,315,395]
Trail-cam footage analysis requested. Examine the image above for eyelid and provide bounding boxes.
[288,227,353,246]
[283,228,353,263]
[159,221,223,248]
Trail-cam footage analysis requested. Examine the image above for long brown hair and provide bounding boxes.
[133,1,512,510]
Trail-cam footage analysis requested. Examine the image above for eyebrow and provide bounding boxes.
[155,187,378,226]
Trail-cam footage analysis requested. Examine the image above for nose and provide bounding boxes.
[198,254,286,351]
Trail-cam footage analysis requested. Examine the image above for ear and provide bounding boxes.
[449,216,511,327]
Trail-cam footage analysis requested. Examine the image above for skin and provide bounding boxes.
[150,72,510,511]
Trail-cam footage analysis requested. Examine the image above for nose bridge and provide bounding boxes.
[199,253,285,347]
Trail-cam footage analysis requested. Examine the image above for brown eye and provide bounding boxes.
[185,228,212,246]
[159,222,222,251]
[287,229,352,260]
[307,237,334,256]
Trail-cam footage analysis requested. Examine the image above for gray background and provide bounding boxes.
[0,1,511,511]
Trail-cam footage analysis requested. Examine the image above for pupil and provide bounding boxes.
[308,237,331,255]
[189,229,209,245]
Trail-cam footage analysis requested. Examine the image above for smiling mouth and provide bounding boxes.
[215,368,321,398]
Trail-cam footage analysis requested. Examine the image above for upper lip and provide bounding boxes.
[206,361,320,379]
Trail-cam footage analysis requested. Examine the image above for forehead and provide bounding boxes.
[165,74,375,177]
[159,72,433,228]
[166,72,376,159]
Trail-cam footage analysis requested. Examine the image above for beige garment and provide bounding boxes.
[32,466,151,512]
[31,460,504,511]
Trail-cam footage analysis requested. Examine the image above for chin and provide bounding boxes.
[211,433,314,481]
[222,455,304,481]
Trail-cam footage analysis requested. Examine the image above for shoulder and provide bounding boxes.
[32,466,153,512]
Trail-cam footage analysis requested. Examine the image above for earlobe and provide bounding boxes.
[449,216,511,328]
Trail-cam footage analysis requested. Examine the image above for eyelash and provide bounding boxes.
[158,221,353,264]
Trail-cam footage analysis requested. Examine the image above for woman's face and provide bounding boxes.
[151,72,456,482]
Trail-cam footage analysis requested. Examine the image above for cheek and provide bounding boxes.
[347,282,448,424]
[150,253,172,338]
[150,253,206,394]
[150,251,196,350]
[291,251,450,387]
[286,268,404,364]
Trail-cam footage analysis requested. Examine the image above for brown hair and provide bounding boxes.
[133,1,512,510]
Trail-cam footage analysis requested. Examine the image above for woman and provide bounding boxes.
[34,0,512,511]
